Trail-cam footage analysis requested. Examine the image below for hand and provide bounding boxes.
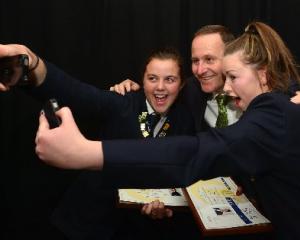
[141,200,173,220]
[35,107,103,170]
[290,91,300,104]
[236,185,243,196]
[109,79,140,95]
[0,44,46,90]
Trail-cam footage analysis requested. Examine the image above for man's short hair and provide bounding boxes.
[194,25,235,44]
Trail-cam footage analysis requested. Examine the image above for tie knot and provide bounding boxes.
[216,94,229,107]
[147,113,160,133]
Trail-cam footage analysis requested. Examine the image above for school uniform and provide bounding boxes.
[102,92,300,240]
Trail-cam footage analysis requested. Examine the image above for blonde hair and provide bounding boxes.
[224,21,300,92]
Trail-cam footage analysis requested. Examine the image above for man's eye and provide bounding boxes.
[229,75,236,81]
[192,59,199,65]
[206,57,214,64]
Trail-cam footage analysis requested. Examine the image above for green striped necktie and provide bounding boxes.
[215,94,229,128]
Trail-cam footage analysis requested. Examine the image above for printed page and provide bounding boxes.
[119,188,188,206]
[186,177,270,229]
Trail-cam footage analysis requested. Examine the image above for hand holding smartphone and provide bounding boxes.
[43,99,62,129]
[0,54,30,86]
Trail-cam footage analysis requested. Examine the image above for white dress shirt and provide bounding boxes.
[204,97,242,127]
[146,100,167,137]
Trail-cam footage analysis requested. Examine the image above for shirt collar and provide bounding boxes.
[145,100,168,117]
[146,100,155,115]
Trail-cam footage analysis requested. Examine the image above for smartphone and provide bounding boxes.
[0,54,29,86]
[43,99,61,129]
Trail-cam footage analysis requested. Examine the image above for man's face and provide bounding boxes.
[143,58,182,115]
[191,33,225,93]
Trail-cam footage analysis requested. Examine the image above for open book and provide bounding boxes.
[183,177,273,235]
[118,188,188,208]
[119,177,272,235]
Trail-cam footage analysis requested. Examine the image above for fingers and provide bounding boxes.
[141,202,153,216]
[165,208,173,218]
[116,84,126,95]
[109,86,115,91]
[35,107,74,145]
[109,79,141,95]
[0,83,9,91]
[55,107,76,127]
[236,186,243,196]
[52,107,80,132]
[35,106,98,170]
[109,84,126,95]
[0,44,29,90]
[39,110,50,129]
[0,44,35,66]
[35,111,49,144]
[153,201,165,219]
[131,82,140,91]
[124,80,134,93]
[141,200,172,220]
[0,44,43,88]
[291,91,300,104]
[0,44,20,57]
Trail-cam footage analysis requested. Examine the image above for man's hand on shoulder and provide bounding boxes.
[109,79,140,95]
[291,91,300,104]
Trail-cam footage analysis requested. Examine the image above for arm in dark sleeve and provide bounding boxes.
[101,130,240,189]
[101,93,286,189]
[27,61,130,121]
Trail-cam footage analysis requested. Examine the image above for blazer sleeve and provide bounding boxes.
[101,93,286,189]
[27,61,131,121]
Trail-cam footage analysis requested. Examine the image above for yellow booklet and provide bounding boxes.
[184,177,273,236]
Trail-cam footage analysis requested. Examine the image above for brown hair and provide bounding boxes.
[194,25,235,44]
[141,47,186,86]
[224,21,300,92]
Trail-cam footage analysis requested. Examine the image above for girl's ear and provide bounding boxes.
[258,66,267,86]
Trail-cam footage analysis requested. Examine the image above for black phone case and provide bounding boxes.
[43,99,61,129]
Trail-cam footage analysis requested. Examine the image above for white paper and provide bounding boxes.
[119,188,188,206]
[186,177,270,229]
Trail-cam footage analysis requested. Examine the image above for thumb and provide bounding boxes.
[35,111,50,145]
[55,107,78,129]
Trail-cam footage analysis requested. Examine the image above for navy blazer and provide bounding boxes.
[181,76,210,131]
[102,92,300,239]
